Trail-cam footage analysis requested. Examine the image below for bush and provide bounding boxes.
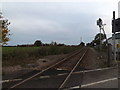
[2,46,81,66]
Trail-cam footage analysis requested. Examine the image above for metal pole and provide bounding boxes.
[102,24,110,66]
[113,11,117,65]
[100,27,102,51]
[102,24,107,44]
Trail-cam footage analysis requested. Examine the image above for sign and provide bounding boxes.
[117,39,120,48]
[117,44,120,48]
[112,18,120,33]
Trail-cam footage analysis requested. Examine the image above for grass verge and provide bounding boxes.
[2,46,82,67]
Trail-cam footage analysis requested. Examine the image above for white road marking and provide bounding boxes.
[84,67,116,72]
[58,73,66,76]
[49,67,117,77]
[69,86,80,89]
[1,79,22,83]
[57,68,63,70]
[39,75,50,79]
[2,76,51,83]
[68,78,118,89]
[81,78,117,88]
[2,67,117,83]
[57,67,117,76]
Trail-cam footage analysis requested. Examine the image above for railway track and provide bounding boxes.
[3,47,89,89]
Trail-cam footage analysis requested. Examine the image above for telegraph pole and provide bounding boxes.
[100,27,102,51]
[97,18,103,51]
[113,11,117,65]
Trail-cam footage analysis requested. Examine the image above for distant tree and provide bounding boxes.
[0,12,11,45]
[50,41,57,46]
[44,43,50,46]
[86,43,90,46]
[94,33,106,45]
[57,43,65,46]
[54,42,57,46]
[34,40,42,46]
[79,42,85,46]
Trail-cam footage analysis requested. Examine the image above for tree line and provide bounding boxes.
[17,40,65,47]
[86,33,107,47]
[17,40,85,47]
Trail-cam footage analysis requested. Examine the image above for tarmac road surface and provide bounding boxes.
[3,67,118,89]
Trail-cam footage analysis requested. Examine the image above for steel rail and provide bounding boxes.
[36,66,117,80]
[9,48,85,89]
[59,49,88,89]
[3,66,117,84]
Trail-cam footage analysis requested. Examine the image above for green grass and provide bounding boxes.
[3,47,41,60]
[2,46,80,56]
[2,47,41,54]
[2,46,81,67]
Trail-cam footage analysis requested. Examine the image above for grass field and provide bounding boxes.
[2,46,81,66]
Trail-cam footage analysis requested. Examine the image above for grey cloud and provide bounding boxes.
[2,2,114,45]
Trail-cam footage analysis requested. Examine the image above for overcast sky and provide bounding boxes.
[1,0,120,45]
